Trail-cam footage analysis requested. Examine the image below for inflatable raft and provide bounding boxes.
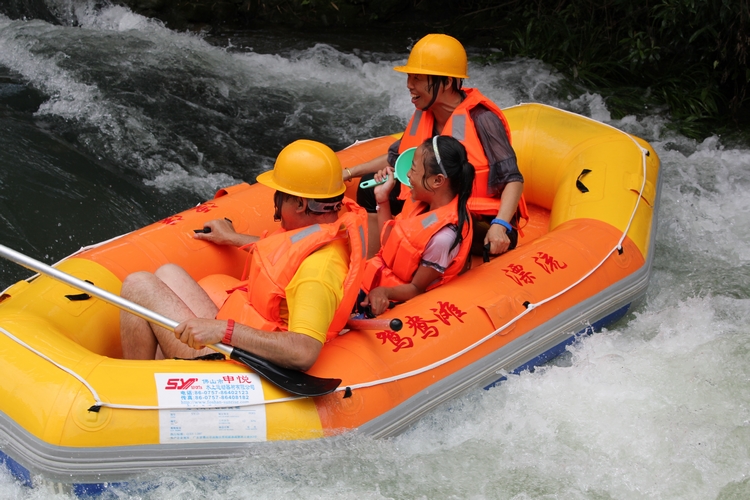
[0,103,661,493]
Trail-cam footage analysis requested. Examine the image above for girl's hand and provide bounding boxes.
[360,287,391,316]
[373,166,395,204]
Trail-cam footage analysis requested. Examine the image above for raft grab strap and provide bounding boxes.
[576,169,592,193]
[65,279,94,301]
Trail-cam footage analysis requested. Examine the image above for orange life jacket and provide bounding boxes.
[361,196,471,293]
[398,87,529,224]
[216,198,367,342]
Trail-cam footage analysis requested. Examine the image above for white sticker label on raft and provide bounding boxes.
[155,372,267,443]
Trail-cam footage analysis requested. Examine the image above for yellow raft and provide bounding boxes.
[0,103,660,492]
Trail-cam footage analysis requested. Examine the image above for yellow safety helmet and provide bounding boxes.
[256,139,346,198]
[393,34,469,79]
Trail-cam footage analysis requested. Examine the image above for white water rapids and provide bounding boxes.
[1,2,749,498]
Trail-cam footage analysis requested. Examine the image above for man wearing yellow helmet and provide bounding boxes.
[348,34,526,259]
[120,140,367,370]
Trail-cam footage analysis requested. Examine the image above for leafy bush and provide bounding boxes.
[453,0,749,137]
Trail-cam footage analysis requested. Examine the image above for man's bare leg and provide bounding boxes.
[119,274,160,359]
[155,264,219,319]
[120,269,215,359]
[156,264,219,359]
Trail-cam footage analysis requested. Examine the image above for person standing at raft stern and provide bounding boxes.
[346,33,527,259]
[119,140,367,370]
[359,136,474,316]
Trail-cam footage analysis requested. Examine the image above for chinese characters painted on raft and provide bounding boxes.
[376,300,467,352]
[159,202,220,225]
[504,252,568,286]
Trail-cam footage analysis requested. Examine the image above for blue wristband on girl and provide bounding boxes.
[490,218,513,234]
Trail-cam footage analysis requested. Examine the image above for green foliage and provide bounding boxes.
[457,0,749,137]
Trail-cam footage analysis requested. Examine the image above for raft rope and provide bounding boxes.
[0,110,651,411]
[0,324,302,410]
[0,325,103,401]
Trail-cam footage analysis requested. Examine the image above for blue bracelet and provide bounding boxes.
[490,218,513,234]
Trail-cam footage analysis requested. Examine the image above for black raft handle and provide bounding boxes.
[576,169,592,193]
[66,280,95,301]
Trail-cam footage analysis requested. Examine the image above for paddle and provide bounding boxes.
[0,243,341,397]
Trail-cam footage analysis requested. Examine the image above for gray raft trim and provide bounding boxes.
[0,414,266,484]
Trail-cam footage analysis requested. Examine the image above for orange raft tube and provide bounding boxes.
[0,103,660,490]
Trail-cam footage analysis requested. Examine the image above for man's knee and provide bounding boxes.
[121,271,160,300]
[155,263,188,280]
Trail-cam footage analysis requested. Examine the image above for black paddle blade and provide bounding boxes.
[229,347,341,397]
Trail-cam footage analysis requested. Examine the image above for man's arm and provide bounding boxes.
[193,218,259,248]
[174,319,322,371]
[345,153,389,180]
[174,241,348,371]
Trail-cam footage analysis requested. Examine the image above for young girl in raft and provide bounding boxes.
[359,135,475,316]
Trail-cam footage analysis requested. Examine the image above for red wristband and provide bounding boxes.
[222,319,235,345]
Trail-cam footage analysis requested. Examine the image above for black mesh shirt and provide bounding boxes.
[471,104,524,196]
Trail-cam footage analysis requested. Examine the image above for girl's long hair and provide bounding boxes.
[420,135,475,250]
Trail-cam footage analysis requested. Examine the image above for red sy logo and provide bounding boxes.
[165,378,198,390]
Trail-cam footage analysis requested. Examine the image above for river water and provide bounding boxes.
[1,1,750,499]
